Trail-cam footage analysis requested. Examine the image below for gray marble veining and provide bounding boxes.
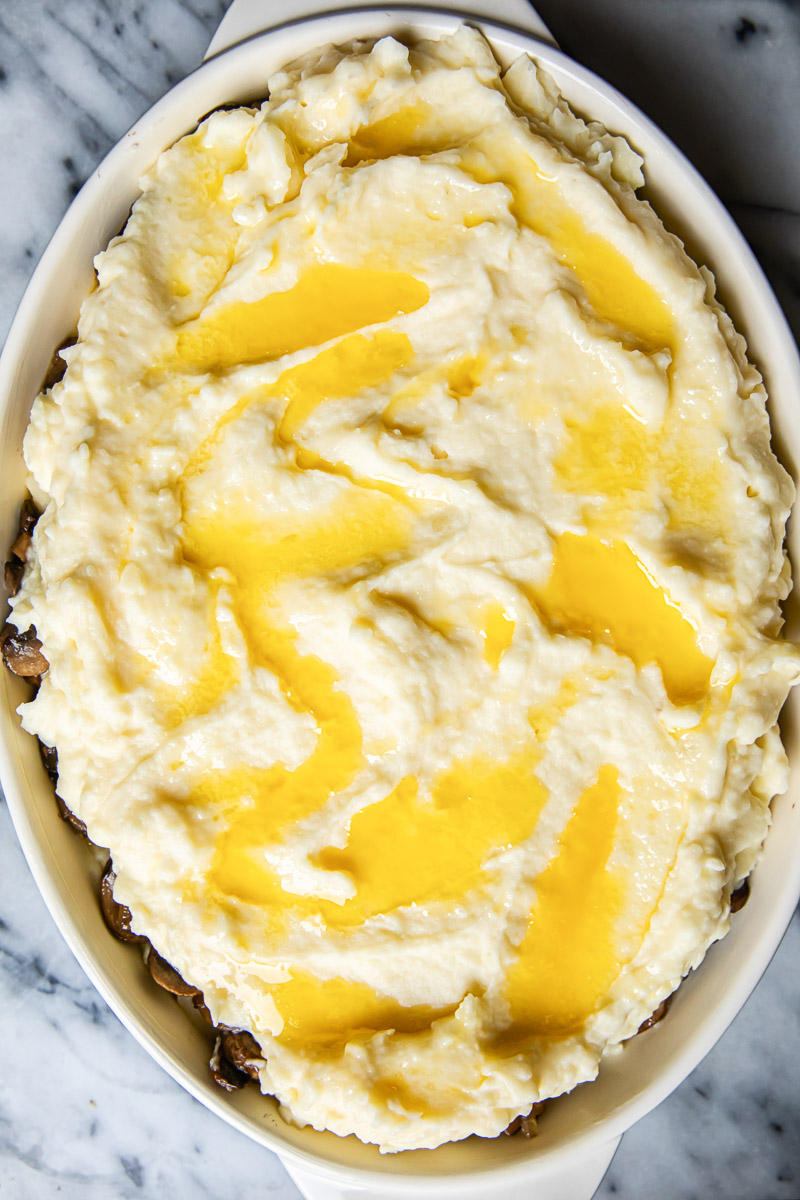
[0,0,229,344]
[0,807,298,1200]
[1,2,799,1198]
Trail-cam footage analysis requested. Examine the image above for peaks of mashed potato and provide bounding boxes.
[12,25,799,1152]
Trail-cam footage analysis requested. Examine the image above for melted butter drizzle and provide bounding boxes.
[556,402,728,540]
[176,262,552,1043]
[178,265,428,905]
[156,578,239,729]
[177,264,470,1043]
[478,602,515,668]
[315,755,547,926]
[270,969,458,1047]
[167,89,702,1048]
[346,103,438,165]
[183,494,411,854]
[460,131,673,354]
[528,534,712,706]
[501,765,622,1041]
[174,264,428,373]
[217,758,547,1046]
[276,331,413,442]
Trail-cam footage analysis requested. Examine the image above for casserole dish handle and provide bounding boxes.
[206,0,557,60]
[282,1136,621,1200]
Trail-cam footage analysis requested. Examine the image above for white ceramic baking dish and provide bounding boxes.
[1,4,799,1200]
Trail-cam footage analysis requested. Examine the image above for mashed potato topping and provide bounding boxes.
[11,26,799,1151]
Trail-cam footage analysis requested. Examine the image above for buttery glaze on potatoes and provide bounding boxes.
[9,26,799,1152]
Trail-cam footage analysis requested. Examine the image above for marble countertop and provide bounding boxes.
[1,1,798,1197]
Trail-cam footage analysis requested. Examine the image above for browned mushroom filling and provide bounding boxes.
[99,856,267,1090]
[635,996,672,1035]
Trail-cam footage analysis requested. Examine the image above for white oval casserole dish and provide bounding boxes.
[1,7,799,1198]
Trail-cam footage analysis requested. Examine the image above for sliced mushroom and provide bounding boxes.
[147,947,200,997]
[5,497,41,598]
[637,995,672,1034]
[18,498,40,537]
[100,861,147,945]
[4,559,24,597]
[42,336,76,391]
[220,1029,263,1081]
[38,740,58,784]
[37,739,86,834]
[56,792,89,836]
[10,530,31,562]
[210,1035,250,1091]
[192,992,215,1025]
[730,878,750,914]
[503,1101,546,1137]
[2,626,49,676]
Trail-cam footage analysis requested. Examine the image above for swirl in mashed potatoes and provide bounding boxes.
[11,25,799,1151]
